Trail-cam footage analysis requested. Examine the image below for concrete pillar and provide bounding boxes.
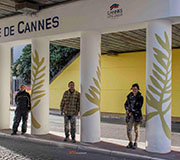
[0,44,11,129]
[146,20,172,153]
[31,38,49,134]
[80,31,101,143]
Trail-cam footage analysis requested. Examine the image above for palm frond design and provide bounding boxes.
[82,54,101,117]
[146,32,171,139]
[31,50,46,128]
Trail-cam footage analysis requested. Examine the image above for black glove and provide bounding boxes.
[125,114,131,123]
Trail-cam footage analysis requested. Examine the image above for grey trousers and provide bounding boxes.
[64,115,76,139]
[12,109,28,133]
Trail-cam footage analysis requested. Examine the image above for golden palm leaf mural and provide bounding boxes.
[31,50,46,128]
[82,54,101,117]
[146,32,171,139]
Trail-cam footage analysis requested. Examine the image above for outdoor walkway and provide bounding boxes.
[1,109,179,160]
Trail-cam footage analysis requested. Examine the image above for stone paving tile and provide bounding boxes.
[0,145,31,160]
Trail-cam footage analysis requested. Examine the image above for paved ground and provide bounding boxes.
[47,109,180,147]
[0,128,180,160]
[0,135,150,160]
[11,109,179,147]
[0,109,178,160]
[9,109,180,148]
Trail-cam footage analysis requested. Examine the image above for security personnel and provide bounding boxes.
[11,84,31,135]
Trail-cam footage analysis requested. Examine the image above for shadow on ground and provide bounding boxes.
[0,129,180,160]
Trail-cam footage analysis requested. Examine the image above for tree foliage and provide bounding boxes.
[11,44,31,84]
[50,44,79,80]
[11,44,79,85]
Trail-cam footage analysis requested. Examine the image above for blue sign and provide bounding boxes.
[107,3,123,18]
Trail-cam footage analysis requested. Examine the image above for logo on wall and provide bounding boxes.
[107,3,123,18]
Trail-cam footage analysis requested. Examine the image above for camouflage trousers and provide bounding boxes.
[64,115,76,139]
[126,114,140,142]
[12,109,28,133]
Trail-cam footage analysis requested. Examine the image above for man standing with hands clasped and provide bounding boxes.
[60,81,80,143]
[11,84,31,135]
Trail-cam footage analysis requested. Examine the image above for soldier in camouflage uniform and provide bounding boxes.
[60,81,80,143]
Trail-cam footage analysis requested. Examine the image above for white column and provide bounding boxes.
[0,44,11,129]
[146,20,172,153]
[80,31,101,143]
[31,38,49,134]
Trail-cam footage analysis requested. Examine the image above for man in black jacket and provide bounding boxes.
[124,83,143,149]
[11,84,31,135]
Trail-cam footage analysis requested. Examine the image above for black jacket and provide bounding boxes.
[15,90,31,111]
[124,92,144,122]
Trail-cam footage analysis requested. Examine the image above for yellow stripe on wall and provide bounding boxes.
[49,49,180,117]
